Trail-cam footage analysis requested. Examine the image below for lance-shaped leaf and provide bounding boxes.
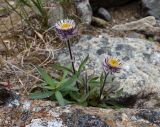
[37,67,58,88]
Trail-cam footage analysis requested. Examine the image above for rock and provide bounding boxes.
[136,110,160,125]
[112,16,160,35]
[112,16,156,31]
[154,36,160,43]
[141,0,160,20]
[74,0,136,24]
[74,0,92,25]
[0,99,160,126]
[127,32,145,39]
[0,88,10,106]
[26,119,65,127]
[97,7,112,21]
[0,87,17,106]
[156,20,160,27]
[90,0,134,8]
[48,4,65,26]
[91,16,108,27]
[56,35,160,103]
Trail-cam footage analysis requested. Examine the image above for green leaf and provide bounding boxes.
[39,82,48,86]
[105,102,124,109]
[69,92,81,102]
[55,91,65,106]
[106,75,114,83]
[77,55,89,76]
[59,75,77,91]
[70,87,97,103]
[28,91,53,99]
[89,76,99,81]
[37,67,57,88]
[40,86,57,90]
[53,63,73,73]
[63,98,75,104]
[17,0,31,7]
[88,76,100,85]
[100,72,104,86]
[62,65,72,79]
[98,103,110,108]
[116,88,123,96]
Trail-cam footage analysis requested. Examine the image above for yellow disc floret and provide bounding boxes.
[60,23,72,30]
[107,58,120,68]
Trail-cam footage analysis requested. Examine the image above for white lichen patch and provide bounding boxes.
[8,99,20,107]
[22,101,31,110]
[26,118,66,127]
[48,106,71,117]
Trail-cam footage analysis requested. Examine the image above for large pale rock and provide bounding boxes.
[112,16,160,35]
[56,35,160,98]
[0,99,160,126]
[112,16,156,31]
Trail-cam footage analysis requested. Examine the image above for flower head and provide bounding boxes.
[103,57,121,74]
[54,19,77,41]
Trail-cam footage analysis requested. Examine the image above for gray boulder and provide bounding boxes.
[97,7,112,21]
[74,0,92,24]
[141,0,160,20]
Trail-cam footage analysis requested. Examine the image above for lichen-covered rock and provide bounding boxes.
[0,99,159,126]
[56,35,160,101]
